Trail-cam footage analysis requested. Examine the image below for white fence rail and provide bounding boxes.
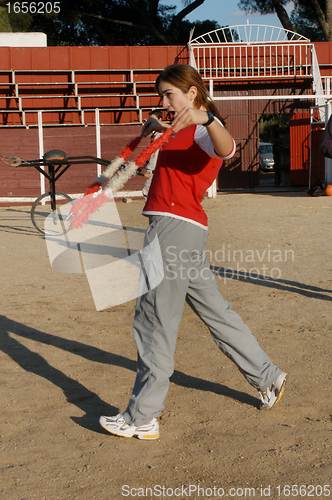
[190,42,313,80]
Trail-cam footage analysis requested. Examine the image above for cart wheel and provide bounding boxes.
[43,149,67,162]
[31,191,73,235]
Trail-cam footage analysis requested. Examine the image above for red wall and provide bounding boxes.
[0,42,331,202]
[0,124,150,199]
[0,45,188,71]
[290,112,325,186]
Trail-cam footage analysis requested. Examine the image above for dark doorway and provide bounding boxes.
[259,114,291,187]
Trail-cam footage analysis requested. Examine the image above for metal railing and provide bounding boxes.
[188,25,313,81]
[0,68,162,127]
[188,24,331,119]
[190,42,313,80]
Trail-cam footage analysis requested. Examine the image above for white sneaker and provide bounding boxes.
[99,414,159,440]
[259,372,289,409]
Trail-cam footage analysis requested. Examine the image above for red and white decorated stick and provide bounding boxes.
[70,135,143,217]
[70,128,173,229]
[108,128,173,193]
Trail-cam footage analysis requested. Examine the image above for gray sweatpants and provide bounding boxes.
[123,215,282,426]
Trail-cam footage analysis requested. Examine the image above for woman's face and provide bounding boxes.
[158,81,196,115]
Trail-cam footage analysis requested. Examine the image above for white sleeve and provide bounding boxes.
[195,117,236,160]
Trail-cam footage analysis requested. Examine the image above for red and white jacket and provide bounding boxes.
[143,120,236,228]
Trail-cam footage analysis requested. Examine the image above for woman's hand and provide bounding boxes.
[172,107,235,157]
[171,107,209,132]
[140,117,169,137]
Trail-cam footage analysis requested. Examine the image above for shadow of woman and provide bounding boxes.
[0,314,259,433]
[0,315,118,434]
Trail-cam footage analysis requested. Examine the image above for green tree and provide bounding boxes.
[238,0,332,41]
[0,0,220,46]
[0,0,33,32]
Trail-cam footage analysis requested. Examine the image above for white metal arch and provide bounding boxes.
[190,24,310,44]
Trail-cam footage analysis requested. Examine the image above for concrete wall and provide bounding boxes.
[0,33,47,47]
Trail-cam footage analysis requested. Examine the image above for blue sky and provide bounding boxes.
[162,0,293,29]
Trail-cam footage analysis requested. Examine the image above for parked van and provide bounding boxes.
[259,142,275,171]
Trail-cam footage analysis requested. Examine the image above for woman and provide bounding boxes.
[100,64,288,440]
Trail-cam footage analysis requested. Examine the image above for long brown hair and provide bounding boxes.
[156,64,226,126]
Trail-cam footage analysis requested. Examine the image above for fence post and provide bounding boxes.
[38,110,45,196]
[207,179,217,198]
[95,108,102,177]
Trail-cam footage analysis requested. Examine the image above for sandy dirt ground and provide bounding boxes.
[1,191,332,500]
